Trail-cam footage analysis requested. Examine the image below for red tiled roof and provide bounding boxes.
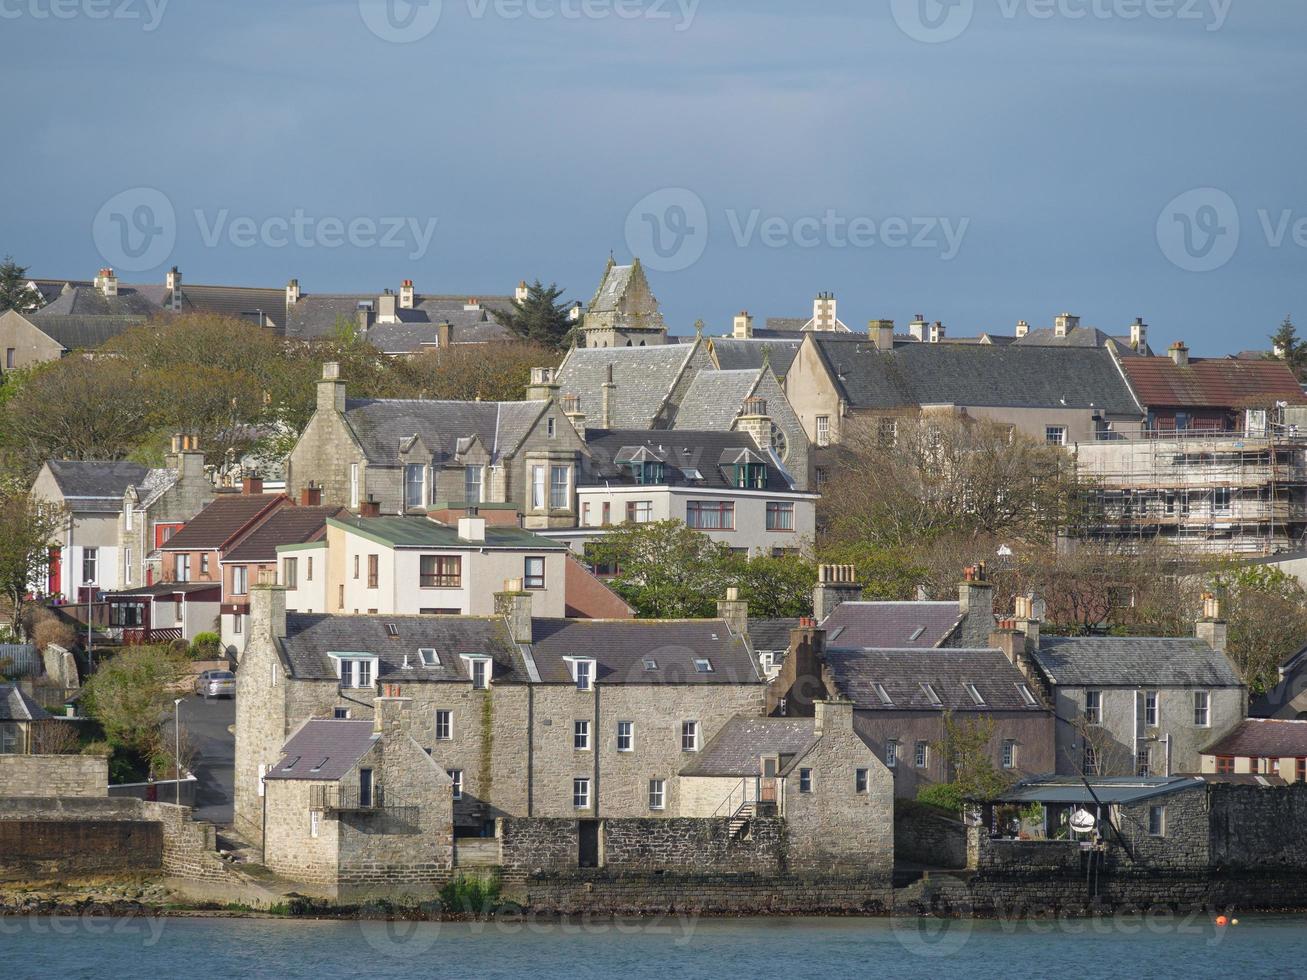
[161,493,287,552]
[1120,356,1307,409]
[223,506,347,564]
[1204,719,1307,758]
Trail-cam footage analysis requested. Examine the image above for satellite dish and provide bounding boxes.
[1069,808,1096,834]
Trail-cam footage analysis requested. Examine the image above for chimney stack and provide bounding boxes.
[1130,317,1147,351]
[1169,341,1189,367]
[737,396,772,455]
[1196,591,1228,653]
[166,266,182,310]
[96,268,118,298]
[957,564,995,647]
[318,362,346,415]
[909,314,928,342]
[1013,593,1042,653]
[515,280,530,303]
[568,301,583,323]
[768,618,828,716]
[526,366,560,401]
[814,564,862,622]
[495,582,534,644]
[601,364,616,429]
[166,434,204,481]
[733,311,754,339]
[814,699,854,736]
[458,515,487,543]
[1015,320,1030,339]
[250,579,288,649]
[717,586,749,639]
[399,279,415,309]
[373,696,413,737]
[1054,313,1079,338]
[464,297,481,312]
[436,322,452,349]
[929,321,946,344]
[242,474,264,496]
[286,278,301,305]
[812,292,838,332]
[870,319,895,352]
[561,394,586,439]
[300,483,322,507]
[359,496,381,518]
[376,291,398,324]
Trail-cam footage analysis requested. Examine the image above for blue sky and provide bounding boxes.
[4,0,1304,354]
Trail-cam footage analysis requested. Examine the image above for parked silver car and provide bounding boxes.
[194,670,236,699]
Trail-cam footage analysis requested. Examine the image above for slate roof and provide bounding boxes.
[1010,325,1141,352]
[343,398,546,465]
[175,284,286,326]
[672,370,762,430]
[822,602,962,649]
[0,684,51,722]
[994,775,1203,805]
[1118,356,1307,409]
[763,318,809,334]
[528,618,762,686]
[329,515,567,551]
[279,613,529,683]
[749,618,801,652]
[808,337,1142,414]
[25,313,148,350]
[555,343,700,429]
[265,720,378,782]
[43,460,150,511]
[222,506,343,563]
[1203,719,1307,758]
[826,648,1045,712]
[588,264,635,312]
[1032,636,1243,688]
[708,338,804,376]
[680,716,819,777]
[161,493,287,551]
[581,429,796,492]
[284,294,513,342]
[34,283,164,318]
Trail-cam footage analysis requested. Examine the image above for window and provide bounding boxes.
[766,501,795,531]
[1084,690,1103,725]
[524,557,546,590]
[310,809,320,838]
[405,463,426,510]
[686,501,735,530]
[1045,425,1067,446]
[449,769,463,801]
[469,658,490,690]
[349,463,360,510]
[531,465,546,510]
[4,349,14,370]
[1083,742,1099,776]
[633,461,665,485]
[876,416,898,447]
[920,683,942,707]
[337,584,344,610]
[353,554,360,580]
[625,500,653,524]
[1214,487,1232,516]
[581,501,591,525]
[283,557,298,589]
[964,683,986,707]
[550,465,570,510]
[436,710,452,741]
[799,768,813,793]
[124,548,133,585]
[464,465,484,505]
[572,659,594,691]
[693,659,713,674]
[815,467,828,489]
[333,707,351,719]
[1215,755,1234,774]
[420,555,462,589]
[573,777,591,809]
[734,462,767,489]
[419,648,440,667]
[176,553,190,583]
[915,741,929,768]
[873,683,893,706]
[1148,805,1166,837]
[574,720,590,750]
[648,778,665,810]
[306,556,314,582]
[367,554,378,589]
[81,548,98,584]
[616,721,633,752]
[855,768,869,794]
[232,565,248,595]
[338,658,374,689]
[1194,691,1210,727]
[547,417,556,438]
[815,415,831,446]
[1001,740,1018,769]
[233,614,243,635]
[681,720,699,752]
[1144,690,1159,728]
[885,740,898,769]
[1298,758,1307,784]
[1017,684,1037,706]
[1136,746,1151,777]
[601,501,611,526]
[200,554,210,577]
[124,507,133,532]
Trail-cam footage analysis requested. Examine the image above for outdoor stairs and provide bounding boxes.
[728,803,757,839]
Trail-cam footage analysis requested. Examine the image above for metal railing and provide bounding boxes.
[310,783,397,812]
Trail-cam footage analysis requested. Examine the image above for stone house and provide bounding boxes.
[1200,718,1307,782]
[285,363,587,529]
[261,700,454,901]
[235,584,765,843]
[0,685,51,754]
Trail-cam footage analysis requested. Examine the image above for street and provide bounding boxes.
[169,693,235,825]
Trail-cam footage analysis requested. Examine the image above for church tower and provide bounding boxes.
[578,256,668,348]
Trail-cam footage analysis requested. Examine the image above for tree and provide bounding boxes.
[1270,316,1307,380]
[499,281,575,350]
[1215,565,1307,694]
[0,256,38,314]
[935,713,1014,800]
[0,490,68,638]
[730,553,817,618]
[392,340,558,403]
[587,520,737,619]
[81,644,190,771]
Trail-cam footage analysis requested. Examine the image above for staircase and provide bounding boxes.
[728,802,757,839]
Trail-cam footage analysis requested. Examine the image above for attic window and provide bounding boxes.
[909,626,927,642]
[419,648,440,667]
[681,467,704,481]
[964,683,986,706]
[873,683,893,706]
[694,659,714,674]
[921,683,942,706]
[385,624,400,638]
[283,756,301,771]
[1017,684,1037,706]
[309,758,328,773]
[732,462,768,490]
[643,658,658,671]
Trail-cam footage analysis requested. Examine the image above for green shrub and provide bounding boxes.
[439,876,501,915]
[916,783,965,815]
[190,632,223,660]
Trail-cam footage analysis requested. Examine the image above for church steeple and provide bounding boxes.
[578,255,668,348]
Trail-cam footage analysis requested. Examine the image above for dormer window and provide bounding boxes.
[460,656,491,690]
[633,461,665,485]
[419,648,440,667]
[733,462,768,489]
[566,657,596,691]
[331,654,378,690]
[385,624,400,638]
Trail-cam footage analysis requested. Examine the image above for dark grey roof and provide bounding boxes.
[528,618,762,686]
[764,318,808,333]
[284,294,512,341]
[34,283,163,318]
[826,648,1045,712]
[266,720,377,782]
[555,343,702,429]
[0,684,51,722]
[822,602,962,649]
[175,283,286,326]
[749,618,801,652]
[809,337,1142,415]
[680,716,818,777]
[280,613,529,684]
[1010,325,1146,355]
[25,313,147,350]
[672,370,762,430]
[343,398,545,465]
[581,429,796,492]
[1033,636,1243,688]
[44,460,150,505]
[708,338,803,376]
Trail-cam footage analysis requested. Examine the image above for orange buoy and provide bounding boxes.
[1215,915,1229,926]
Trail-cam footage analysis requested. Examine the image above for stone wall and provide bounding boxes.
[0,754,106,798]
[1209,782,1307,867]
[894,803,967,869]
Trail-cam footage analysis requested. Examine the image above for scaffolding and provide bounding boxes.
[1071,425,1307,556]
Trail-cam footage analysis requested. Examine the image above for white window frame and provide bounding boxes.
[232,565,249,596]
[566,657,595,691]
[681,720,699,752]
[1148,805,1166,837]
[616,720,634,752]
[815,415,830,447]
[531,465,546,510]
[798,768,813,793]
[1194,690,1211,728]
[350,463,360,510]
[550,464,570,510]
[648,778,665,811]
[404,463,426,511]
[435,709,453,741]
[885,739,898,769]
[1144,690,1159,728]
[310,809,320,838]
[449,769,464,801]
[573,777,591,810]
[914,741,928,768]
[1001,740,1018,770]
[1085,690,1103,725]
[855,768,869,794]
[1045,425,1067,446]
[460,656,490,690]
[574,719,591,751]
[331,654,378,690]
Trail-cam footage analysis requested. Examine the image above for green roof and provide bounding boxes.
[328,516,567,551]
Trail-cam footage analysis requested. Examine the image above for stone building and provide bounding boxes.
[575,257,667,349]
[285,363,587,528]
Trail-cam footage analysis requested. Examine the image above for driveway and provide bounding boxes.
[169,694,235,825]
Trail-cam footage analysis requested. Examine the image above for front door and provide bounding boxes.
[578,820,600,868]
[359,768,374,808]
[761,757,778,803]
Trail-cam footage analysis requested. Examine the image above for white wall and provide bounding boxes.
[281,543,328,614]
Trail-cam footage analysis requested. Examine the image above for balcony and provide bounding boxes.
[309,783,409,814]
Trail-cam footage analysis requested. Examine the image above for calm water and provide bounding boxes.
[3,913,1306,979]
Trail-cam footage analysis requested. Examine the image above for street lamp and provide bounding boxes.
[173,697,184,805]
[84,579,94,671]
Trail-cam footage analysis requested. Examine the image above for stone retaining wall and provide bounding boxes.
[894,804,967,868]
[0,755,106,798]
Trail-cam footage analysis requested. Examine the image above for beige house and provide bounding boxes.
[1201,718,1307,782]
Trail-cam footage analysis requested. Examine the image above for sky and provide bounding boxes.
[3,0,1304,355]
